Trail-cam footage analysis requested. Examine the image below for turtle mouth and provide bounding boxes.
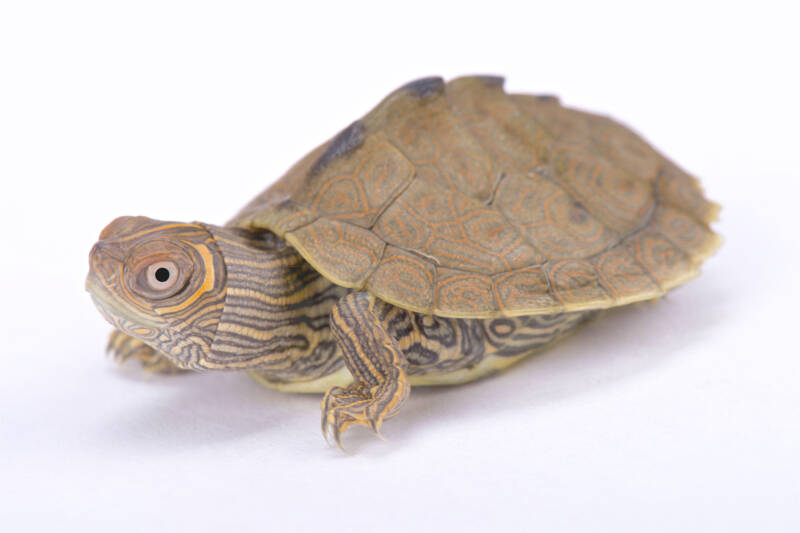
[85,274,119,323]
[85,273,161,331]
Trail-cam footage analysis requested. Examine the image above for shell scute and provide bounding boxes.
[593,248,662,303]
[494,172,619,259]
[305,134,414,228]
[447,77,552,175]
[309,120,365,176]
[434,268,497,317]
[366,245,435,313]
[285,218,385,288]
[547,145,654,233]
[547,260,613,309]
[375,178,543,274]
[626,230,694,290]
[652,205,721,264]
[379,82,496,201]
[656,164,721,224]
[493,267,560,315]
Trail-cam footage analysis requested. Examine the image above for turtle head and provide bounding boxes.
[86,216,227,369]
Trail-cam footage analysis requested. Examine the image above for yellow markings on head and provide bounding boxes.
[117,223,199,244]
[117,262,154,311]
[157,242,216,314]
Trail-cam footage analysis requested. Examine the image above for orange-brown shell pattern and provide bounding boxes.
[231,76,721,318]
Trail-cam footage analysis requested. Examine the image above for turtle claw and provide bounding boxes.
[371,424,387,442]
[106,330,187,374]
[106,330,130,362]
[320,385,387,450]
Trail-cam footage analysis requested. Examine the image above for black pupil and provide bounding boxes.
[154,267,171,283]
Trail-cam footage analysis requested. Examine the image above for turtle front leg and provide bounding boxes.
[107,330,188,374]
[322,292,409,447]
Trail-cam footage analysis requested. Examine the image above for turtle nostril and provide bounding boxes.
[90,240,124,262]
[88,241,122,284]
[89,241,110,264]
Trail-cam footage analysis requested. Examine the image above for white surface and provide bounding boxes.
[1,1,799,531]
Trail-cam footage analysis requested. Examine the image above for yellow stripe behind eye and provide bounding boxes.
[120,223,198,243]
[158,243,216,314]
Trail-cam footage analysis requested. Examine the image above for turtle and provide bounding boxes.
[86,75,721,446]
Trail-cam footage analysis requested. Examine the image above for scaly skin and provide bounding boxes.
[90,217,589,447]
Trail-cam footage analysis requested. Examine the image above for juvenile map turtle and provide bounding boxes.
[87,76,720,445]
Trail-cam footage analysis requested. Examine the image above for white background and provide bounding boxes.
[1,1,799,531]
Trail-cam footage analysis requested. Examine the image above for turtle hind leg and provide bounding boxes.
[107,330,188,374]
[322,292,409,448]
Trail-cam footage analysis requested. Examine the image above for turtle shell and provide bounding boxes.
[231,76,720,318]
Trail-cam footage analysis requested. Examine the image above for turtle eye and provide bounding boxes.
[146,261,179,291]
[127,241,195,302]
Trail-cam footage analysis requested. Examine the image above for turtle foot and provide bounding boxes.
[106,330,188,375]
[321,292,410,450]
[321,381,400,449]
